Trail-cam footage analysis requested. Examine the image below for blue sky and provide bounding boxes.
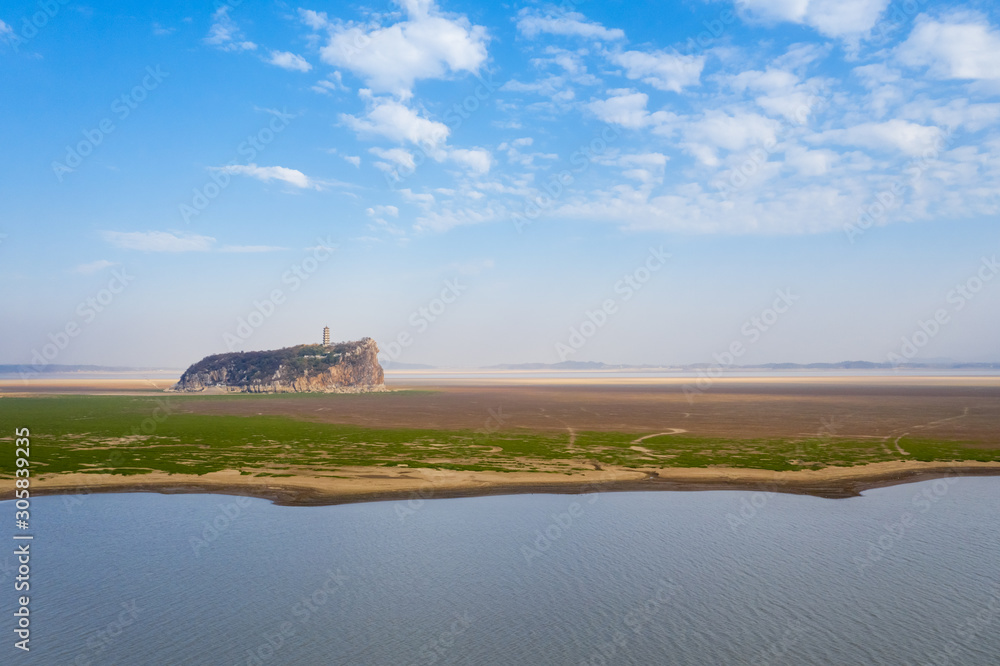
[1,0,998,368]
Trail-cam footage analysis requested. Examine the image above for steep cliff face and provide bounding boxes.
[169,338,385,393]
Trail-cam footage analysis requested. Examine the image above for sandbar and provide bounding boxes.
[5,460,1000,505]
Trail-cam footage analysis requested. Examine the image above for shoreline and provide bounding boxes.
[4,460,1000,505]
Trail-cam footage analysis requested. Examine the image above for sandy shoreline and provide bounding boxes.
[4,460,1000,505]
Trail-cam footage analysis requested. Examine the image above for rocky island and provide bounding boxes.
[169,337,385,393]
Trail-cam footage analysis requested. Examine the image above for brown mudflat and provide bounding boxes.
[175,376,1000,445]
[4,375,1000,504]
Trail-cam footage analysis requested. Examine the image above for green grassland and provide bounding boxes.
[1,394,998,479]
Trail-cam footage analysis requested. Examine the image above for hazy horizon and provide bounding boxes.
[3,0,998,369]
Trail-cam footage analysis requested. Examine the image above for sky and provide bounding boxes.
[1,0,999,369]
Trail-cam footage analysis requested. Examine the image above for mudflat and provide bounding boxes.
[187,375,1000,444]
[2,374,999,504]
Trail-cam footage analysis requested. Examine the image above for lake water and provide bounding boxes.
[4,478,999,665]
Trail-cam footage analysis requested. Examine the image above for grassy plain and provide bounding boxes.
[1,378,999,482]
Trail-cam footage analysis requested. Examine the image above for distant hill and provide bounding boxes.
[487,361,616,370]
[483,360,1000,371]
[0,364,181,374]
[169,338,385,393]
[723,361,998,370]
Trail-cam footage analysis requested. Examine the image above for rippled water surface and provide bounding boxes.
[4,477,999,664]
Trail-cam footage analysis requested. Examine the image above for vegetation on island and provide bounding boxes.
[181,344,347,385]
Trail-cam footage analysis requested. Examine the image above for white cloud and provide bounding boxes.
[102,231,215,252]
[516,10,625,40]
[534,47,589,78]
[812,119,944,156]
[853,63,900,87]
[341,96,449,148]
[725,67,820,122]
[415,206,498,233]
[852,63,907,118]
[449,148,492,174]
[219,245,287,253]
[903,98,1000,133]
[497,138,557,167]
[366,205,400,217]
[318,0,488,97]
[729,68,799,93]
[617,153,669,169]
[680,111,781,165]
[734,0,890,38]
[783,146,838,176]
[550,187,839,234]
[215,163,320,189]
[608,50,705,93]
[370,147,416,170]
[255,106,295,122]
[772,43,830,71]
[311,72,346,94]
[897,14,1000,81]
[587,89,674,130]
[343,154,361,167]
[74,260,117,274]
[0,20,13,40]
[399,188,435,206]
[501,76,575,102]
[736,0,810,23]
[298,8,330,30]
[204,6,257,52]
[267,50,311,72]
